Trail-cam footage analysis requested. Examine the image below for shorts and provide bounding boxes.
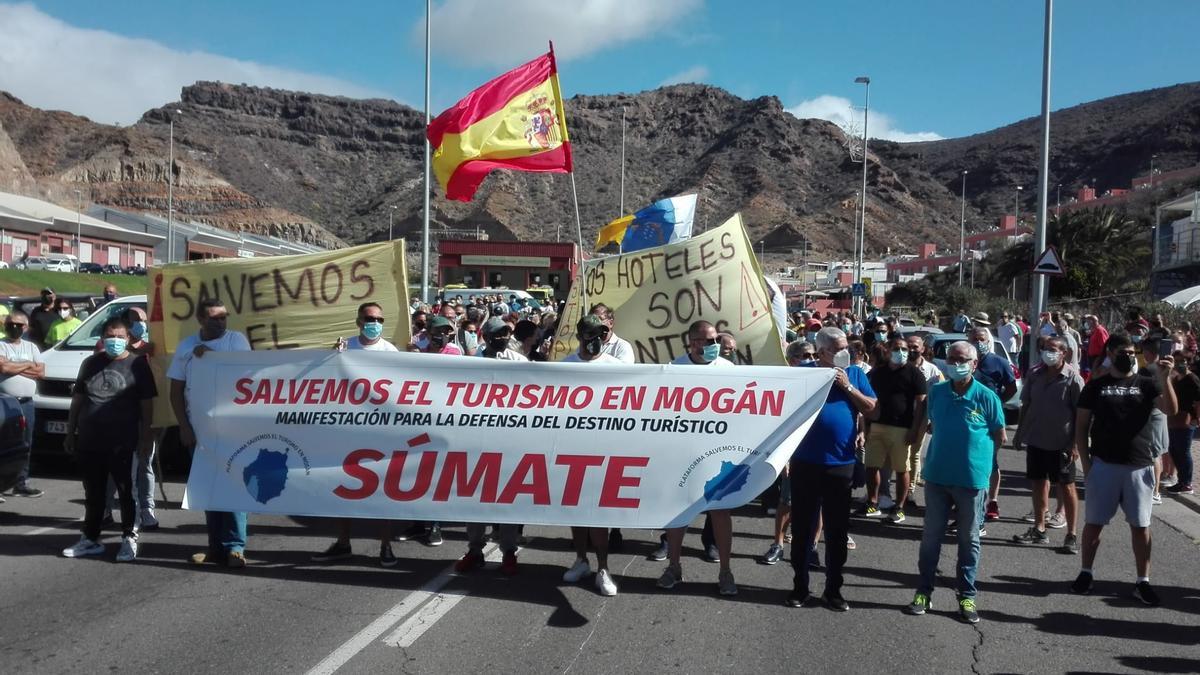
[865,424,912,472]
[779,473,792,506]
[1084,458,1155,528]
[1025,446,1077,485]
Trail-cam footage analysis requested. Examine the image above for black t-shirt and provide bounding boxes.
[868,362,928,428]
[1078,373,1162,465]
[74,353,157,449]
[1170,371,1200,426]
[28,305,57,346]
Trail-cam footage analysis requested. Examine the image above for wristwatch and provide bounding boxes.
[845,384,856,393]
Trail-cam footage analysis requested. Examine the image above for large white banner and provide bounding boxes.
[183,351,834,528]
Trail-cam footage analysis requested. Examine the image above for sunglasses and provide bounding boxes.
[361,316,385,324]
[6,322,26,329]
[695,337,719,345]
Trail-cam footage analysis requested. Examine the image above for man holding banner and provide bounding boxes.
[170,298,253,568]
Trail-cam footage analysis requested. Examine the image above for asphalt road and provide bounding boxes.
[3,442,1199,675]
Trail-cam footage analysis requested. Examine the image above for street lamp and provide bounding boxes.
[854,75,870,313]
[1014,185,1023,301]
[74,189,82,264]
[388,205,397,240]
[1055,183,1061,217]
[1150,154,1158,189]
[167,108,181,263]
[958,170,968,285]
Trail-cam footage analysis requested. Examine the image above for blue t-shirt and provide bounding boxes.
[924,379,1005,489]
[793,364,875,466]
[973,352,1015,400]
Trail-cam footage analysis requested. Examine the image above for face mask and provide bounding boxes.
[702,343,721,363]
[58,309,70,319]
[805,333,816,344]
[875,331,888,341]
[841,323,851,332]
[463,332,478,352]
[361,321,384,340]
[1131,335,1143,344]
[429,333,448,349]
[584,335,604,356]
[488,336,510,352]
[975,340,991,355]
[4,324,22,339]
[103,292,116,301]
[948,363,973,381]
[833,349,851,369]
[799,357,815,365]
[103,337,127,357]
[890,350,907,366]
[130,321,148,341]
[1113,352,1136,374]
[1041,350,1061,367]
[414,321,427,332]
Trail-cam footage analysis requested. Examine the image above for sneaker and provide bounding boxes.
[656,563,682,589]
[846,535,857,551]
[1021,510,1045,523]
[398,524,427,541]
[0,495,5,503]
[1160,474,1178,488]
[978,526,987,538]
[649,537,669,562]
[783,532,792,544]
[13,484,43,498]
[595,569,617,596]
[1151,493,1163,506]
[858,503,884,518]
[1070,570,1093,594]
[116,535,138,562]
[889,508,906,524]
[823,591,849,612]
[227,551,247,569]
[985,500,1000,521]
[426,524,444,546]
[766,506,777,516]
[718,569,738,596]
[958,597,980,623]
[62,536,104,558]
[759,542,784,565]
[946,519,958,535]
[563,558,591,583]
[702,544,720,563]
[785,589,811,608]
[608,529,624,553]
[500,552,518,576]
[904,592,932,615]
[1060,533,1079,555]
[312,541,353,563]
[138,509,160,531]
[807,547,822,570]
[1132,581,1160,606]
[1167,483,1195,495]
[455,550,486,574]
[1011,527,1049,545]
[1046,512,1067,529]
[379,542,398,568]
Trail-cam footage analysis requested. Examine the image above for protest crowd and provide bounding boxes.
[8,285,1192,625]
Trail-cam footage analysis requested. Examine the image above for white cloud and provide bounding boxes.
[659,65,709,87]
[0,3,388,125]
[416,0,702,67]
[787,94,943,142]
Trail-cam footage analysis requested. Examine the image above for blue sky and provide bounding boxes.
[2,0,1197,139]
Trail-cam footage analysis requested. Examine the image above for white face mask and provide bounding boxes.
[833,349,851,369]
[58,309,70,319]
[1041,350,1061,367]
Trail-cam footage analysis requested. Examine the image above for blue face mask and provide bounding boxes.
[361,321,384,340]
[948,362,973,381]
[890,349,908,366]
[130,321,148,341]
[702,343,721,362]
[463,331,478,352]
[103,337,127,357]
[975,340,992,355]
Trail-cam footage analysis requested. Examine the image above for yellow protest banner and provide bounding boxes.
[551,214,785,365]
[147,240,410,426]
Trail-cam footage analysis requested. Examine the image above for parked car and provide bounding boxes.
[78,262,104,274]
[896,325,943,342]
[100,264,124,275]
[0,260,8,269]
[928,332,1022,424]
[15,256,49,270]
[8,294,98,322]
[33,296,146,456]
[0,393,30,494]
[124,265,148,276]
[44,259,74,272]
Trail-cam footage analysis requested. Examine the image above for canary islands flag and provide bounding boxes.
[594,194,698,252]
[427,51,572,202]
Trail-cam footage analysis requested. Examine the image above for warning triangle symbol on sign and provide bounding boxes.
[739,262,770,331]
[1032,246,1066,276]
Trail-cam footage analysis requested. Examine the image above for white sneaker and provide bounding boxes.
[563,558,591,583]
[595,569,618,596]
[1161,475,1178,488]
[62,536,105,558]
[116,535,139,562]
[1151,493,1163,505]
[1046,512,1067,529]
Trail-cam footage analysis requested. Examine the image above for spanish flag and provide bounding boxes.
[427,50,572,202]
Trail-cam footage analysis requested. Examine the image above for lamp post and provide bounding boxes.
[1028,0,1054,324]
[388,205,397,241]
[74,189,82,264]
[167,108,181,263]
[854,76,870,314]
[1014,185,1023,300]
[1055,183,1061,217]
[958,170,967,285]
[1150,154,1157,189]
[801,237,809,309]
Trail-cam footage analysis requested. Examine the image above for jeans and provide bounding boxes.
[16,400,33,486]
[466,523,519,554]
[80,445,135,540]
[188,443,246,553]
[918,481,987,599]
[790,461,854,595]
[1168,427,1195,487]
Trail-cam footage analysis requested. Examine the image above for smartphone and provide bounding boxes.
[1158,340,1174,359]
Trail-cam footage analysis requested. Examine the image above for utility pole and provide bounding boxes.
[854,76,871,315]
[1029,0,1053,322]
[958,170,967,285]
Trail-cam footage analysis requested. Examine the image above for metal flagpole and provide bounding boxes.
[619,107,626,216]
[1030,0,1053,320]
[421,0,432,304]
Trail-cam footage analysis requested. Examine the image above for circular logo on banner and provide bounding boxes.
[228,434,310,505]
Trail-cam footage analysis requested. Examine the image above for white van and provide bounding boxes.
[440,288,534,303]
[33,295,146,452]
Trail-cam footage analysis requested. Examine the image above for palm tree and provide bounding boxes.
[988,208,1149,299]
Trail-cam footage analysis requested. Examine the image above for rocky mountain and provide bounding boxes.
[2,80,1198,263]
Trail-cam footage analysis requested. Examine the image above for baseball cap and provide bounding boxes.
[428,315,453,331]
[576,314,607,336]
[41,287,54,295]
[482,317,509,337]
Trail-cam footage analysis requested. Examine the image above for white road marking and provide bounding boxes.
[25,526,61,536]
[382,545,503,648]
[305,543,498,675]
